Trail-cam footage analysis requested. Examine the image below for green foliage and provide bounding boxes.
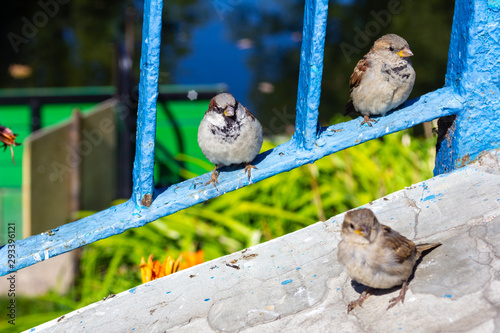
[1,130,436,332]
[0,296,70,333]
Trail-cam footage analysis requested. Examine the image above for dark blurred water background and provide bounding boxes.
[1,0,455,134]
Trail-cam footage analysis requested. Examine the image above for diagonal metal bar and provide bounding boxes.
[0,87,463,276]
[293,0,329,150]
[132,0,164,208]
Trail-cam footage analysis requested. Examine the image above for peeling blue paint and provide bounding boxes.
[204,298,210,302]
[435,0,500,173]
[129,287,137,294]
[488,0,500,9]
[423,195,436,202]
[422,193,444,202]
[131,0,164,208]
[281,279,293,285]
[292,0,329,149]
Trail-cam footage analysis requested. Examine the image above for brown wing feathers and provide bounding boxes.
[381,225,417,264]
[344,57,369,116]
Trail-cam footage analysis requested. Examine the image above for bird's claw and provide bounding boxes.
[347,287,373,313]
[386,281,408,310]
[386,296,402,310]
[205,168,219,188]
[360,115,377,127]
[347,300,362,313]
[244,163,257,181]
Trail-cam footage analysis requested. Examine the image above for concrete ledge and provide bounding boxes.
[31,150,500,332]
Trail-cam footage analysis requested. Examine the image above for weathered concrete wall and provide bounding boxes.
[22,99,117,238]
[32,149,500,333]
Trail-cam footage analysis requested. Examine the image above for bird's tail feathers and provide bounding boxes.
[344,99,355,116]
[416,243,441,259]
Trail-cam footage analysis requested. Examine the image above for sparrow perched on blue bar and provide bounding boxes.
[198,93,263,187]
[345,34,416,126]
[338,208,440,313]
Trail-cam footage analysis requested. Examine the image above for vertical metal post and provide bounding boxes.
[30,99,41,132]
[292,0,329,150]
[115,42,135,200]
[68,109,82,215]
[435,0,500,174]
[132,0,164,207]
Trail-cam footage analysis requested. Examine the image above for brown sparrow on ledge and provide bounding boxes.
[338,208,440,313]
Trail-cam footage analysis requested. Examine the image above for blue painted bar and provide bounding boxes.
[132,0,164,207]
[292,0,329,150]
[435,0,500,174]
[0,88,462,276]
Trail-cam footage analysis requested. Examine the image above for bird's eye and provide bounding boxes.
[389,46,395,52]
[349,223,354,229]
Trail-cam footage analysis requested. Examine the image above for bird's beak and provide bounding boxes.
[354,227,371,238]
[397,47,414,57]
[224,106,235,117]
[354,229,367,237]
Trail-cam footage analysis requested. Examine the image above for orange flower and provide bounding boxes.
[0,124,21,165]
[139,254,182,283]
[179,250,204,270]
[139,250,204,283]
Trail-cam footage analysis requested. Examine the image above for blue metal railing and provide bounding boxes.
[1,0,499,276]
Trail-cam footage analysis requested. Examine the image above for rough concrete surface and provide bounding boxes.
[30,150,500,333]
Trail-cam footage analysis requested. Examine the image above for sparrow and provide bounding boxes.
[198,93,263,187]
[337,208,440,313]
[345,34,416,126]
